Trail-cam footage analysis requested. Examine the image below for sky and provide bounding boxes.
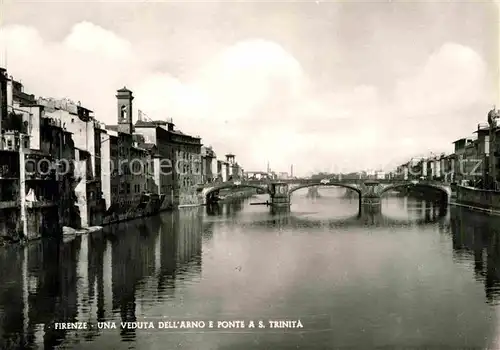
[0,0,498,176]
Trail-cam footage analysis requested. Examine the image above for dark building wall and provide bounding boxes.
[109,136,119,206]
[0,68,7,125]
[171,136,202,206]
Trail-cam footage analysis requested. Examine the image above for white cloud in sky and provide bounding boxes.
[0,22,493,176]
[394,42,489,117]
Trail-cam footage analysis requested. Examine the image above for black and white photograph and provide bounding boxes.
[0,0,499,348]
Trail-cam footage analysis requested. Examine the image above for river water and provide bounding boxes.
[1,187,500,349]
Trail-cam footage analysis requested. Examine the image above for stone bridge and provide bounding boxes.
[199,178,452,210]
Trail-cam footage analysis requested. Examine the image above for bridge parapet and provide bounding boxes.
[199,178,452,207]
[375,179,451,198]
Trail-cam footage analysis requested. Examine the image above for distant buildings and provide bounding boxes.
[278,172,290,180]
[392,108,500,190]
[225,154,244,180]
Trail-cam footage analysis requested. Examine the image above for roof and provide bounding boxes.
[135,120,168,127]
[142,143,157,150]
[106,125,119,132]
[77,105,93,113]
[452,138,467,144]
[117,87,132,93]
[474,124,490,134]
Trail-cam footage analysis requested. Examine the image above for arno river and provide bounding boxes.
[2,188,500,349]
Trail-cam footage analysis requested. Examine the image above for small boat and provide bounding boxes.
[87,226,104,234]
[62,226,78,236]
[62,225,103,237]
[250,201,270,206]
[178,204,202,208]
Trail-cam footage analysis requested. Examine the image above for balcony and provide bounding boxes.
[0,200,19,209]
[26,200,57,208]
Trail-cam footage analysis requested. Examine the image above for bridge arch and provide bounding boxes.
[379,182,450,202]
[288,183,362,197]
[203,183,270,198]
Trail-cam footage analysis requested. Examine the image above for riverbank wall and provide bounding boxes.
[98,193,173,226]
[452,185,500,215]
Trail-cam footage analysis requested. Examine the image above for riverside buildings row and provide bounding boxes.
[392,108,500,190]
[0,67,244,241]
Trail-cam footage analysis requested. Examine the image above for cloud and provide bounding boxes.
[394,43,489,116]
[0,22,492,175]
[63,21,132,59]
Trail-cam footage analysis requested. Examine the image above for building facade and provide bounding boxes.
[101,88,162,223]
[0,67,79,240]
[37,96,104,226]
[132,91,203,206]
[134,119,174,205]
[170,127,202,206]
[201,146,216,184]
[488,109,500,189]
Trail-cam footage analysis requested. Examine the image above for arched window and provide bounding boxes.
[121,105,128,120]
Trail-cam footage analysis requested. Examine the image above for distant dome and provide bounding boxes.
[488,108,500,124]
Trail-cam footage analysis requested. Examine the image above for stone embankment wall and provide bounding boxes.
[101,194,171,225]
[455,185,500,211]
[179,188,203,207]
[0,208,21,245]
[0,205,59,245]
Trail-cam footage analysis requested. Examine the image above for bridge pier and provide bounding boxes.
[269,182,291,209]
[359,201,382,216]
[360,196,381,205]
[206,190,220,204]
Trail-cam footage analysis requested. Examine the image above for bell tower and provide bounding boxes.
[116,87,134,134]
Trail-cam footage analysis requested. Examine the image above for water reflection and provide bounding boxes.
[450,206,500,305]
[2,196,500,349]
[0,209,203,349]
[243,198,448,229]
[206,201,244,217]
